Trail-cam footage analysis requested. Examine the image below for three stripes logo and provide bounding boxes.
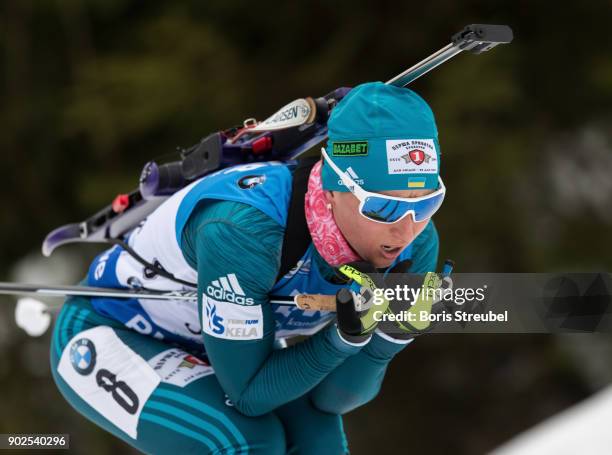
[206,273,255,305]
[339,166,365,186]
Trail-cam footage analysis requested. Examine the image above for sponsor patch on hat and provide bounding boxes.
[332,141,369,156]
[386,139,438,175]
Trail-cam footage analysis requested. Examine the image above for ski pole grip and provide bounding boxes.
[293,294,336,311]
[139,161,187,199]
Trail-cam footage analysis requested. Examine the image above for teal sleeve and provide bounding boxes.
[310,333,411,414]
[310,219,440,414]
[181,200,364,417]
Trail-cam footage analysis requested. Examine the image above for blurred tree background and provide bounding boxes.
[1,1,611,454]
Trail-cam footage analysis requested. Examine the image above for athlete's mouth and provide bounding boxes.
[380,245,402,258]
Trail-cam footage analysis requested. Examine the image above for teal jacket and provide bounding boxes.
[181,200,439,416]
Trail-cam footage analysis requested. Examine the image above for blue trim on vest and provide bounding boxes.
[87,245,122,288]
[175,162,293,247]
[272,244,348,296]
[90,297,203,351]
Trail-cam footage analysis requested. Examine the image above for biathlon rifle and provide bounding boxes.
[2,24,513,338]
[41,24,513,257]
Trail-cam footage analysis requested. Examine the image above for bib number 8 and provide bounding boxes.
[96,369,140,415]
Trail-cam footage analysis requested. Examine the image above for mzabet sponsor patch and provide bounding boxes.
[332,141,369,156]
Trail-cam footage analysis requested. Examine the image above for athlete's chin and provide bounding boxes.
[353,244,395,268]
[375,259,394,269]
[364,253,394,269]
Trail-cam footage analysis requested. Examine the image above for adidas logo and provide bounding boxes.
[206,273,255,305]
[338,166,365,186]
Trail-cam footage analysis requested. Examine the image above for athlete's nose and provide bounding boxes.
[388,214,419,245]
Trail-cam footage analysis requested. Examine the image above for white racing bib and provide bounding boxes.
[58,327,160,439]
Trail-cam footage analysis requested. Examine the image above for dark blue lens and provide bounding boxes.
[361,192,444,223]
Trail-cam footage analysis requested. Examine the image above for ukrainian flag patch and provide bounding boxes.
[408,177,426,188]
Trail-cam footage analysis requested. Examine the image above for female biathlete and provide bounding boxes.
[50,82,444,454]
